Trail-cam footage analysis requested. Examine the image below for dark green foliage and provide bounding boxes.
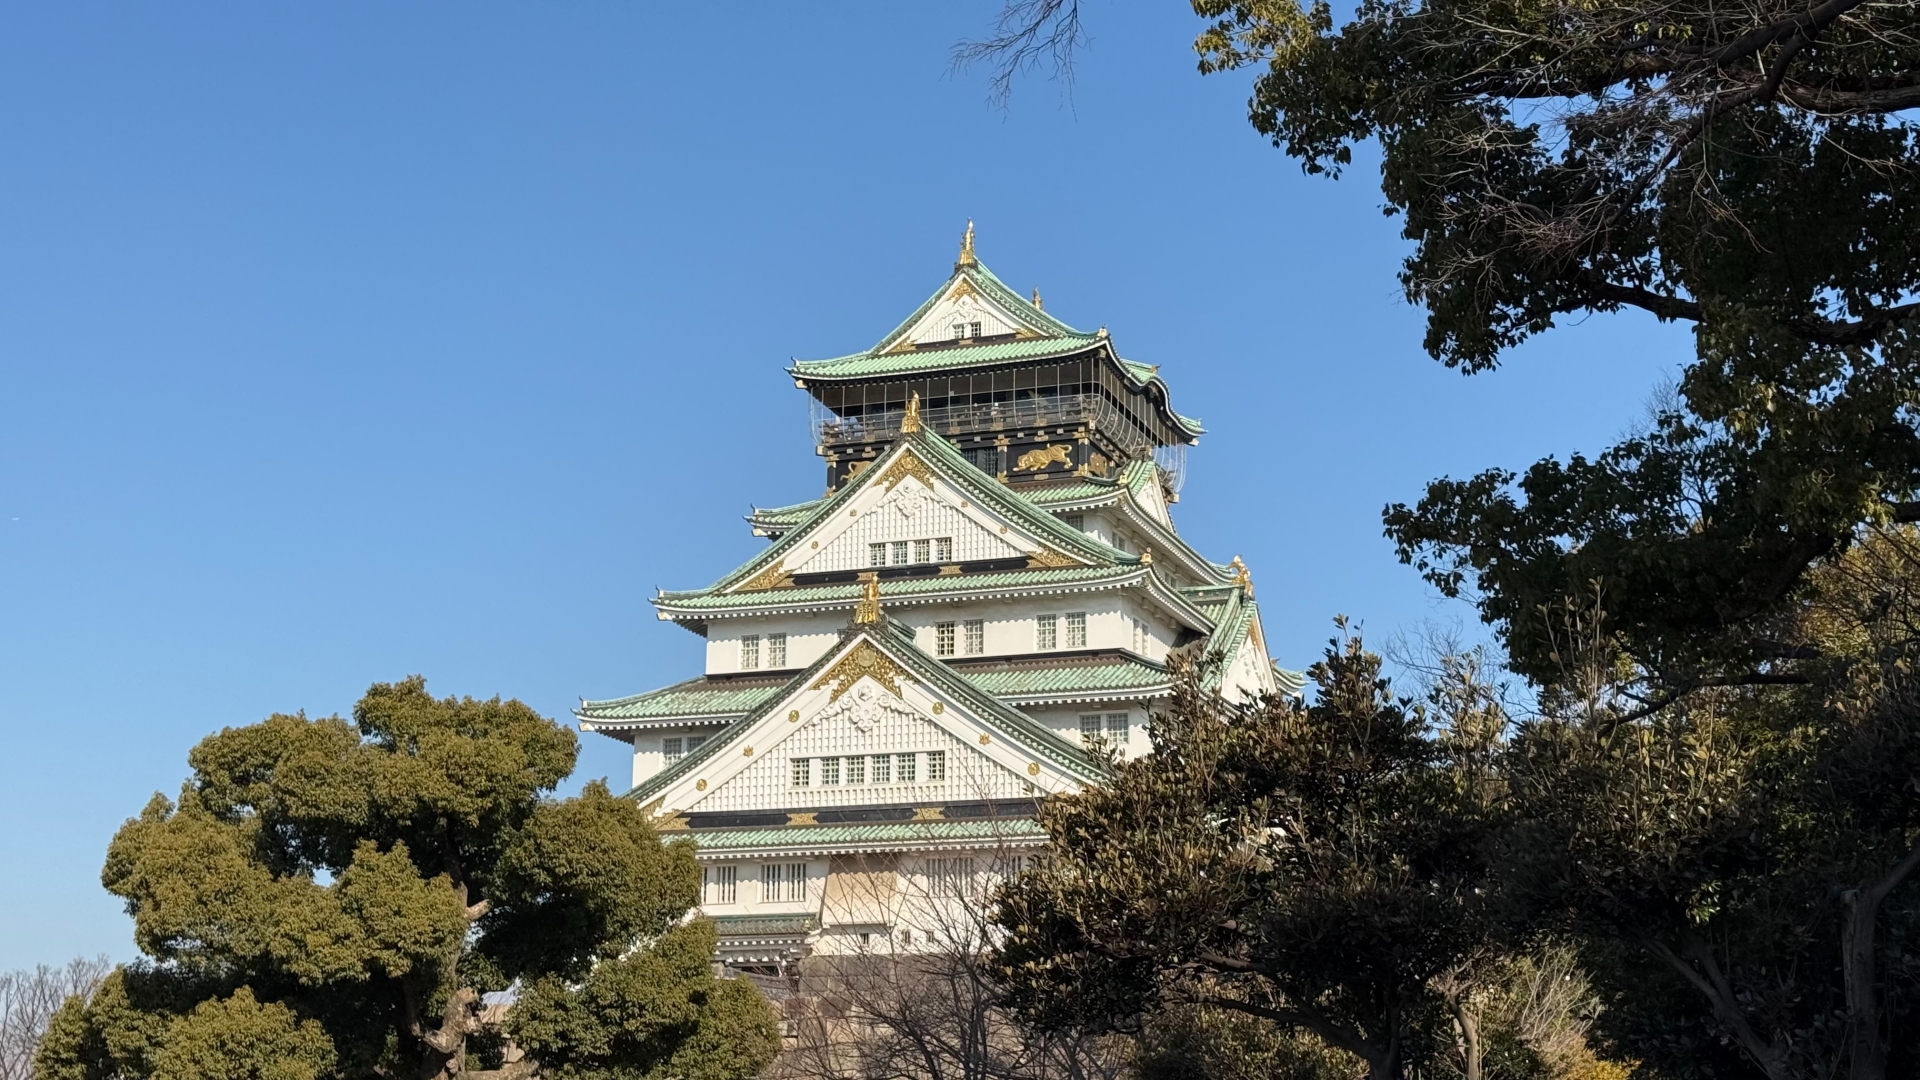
[511,921,782,1080]
[34,677,778,1080]
[993,640,1509,1080]
[1179,0,1920,691]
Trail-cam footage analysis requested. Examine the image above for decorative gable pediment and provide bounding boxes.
[638,630,1098,815]
[891,276,1042,350]
[727,443,1089,589]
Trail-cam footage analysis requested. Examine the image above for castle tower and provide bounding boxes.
[578,229,1297,972]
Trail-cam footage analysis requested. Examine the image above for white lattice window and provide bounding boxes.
[936,622,956,657]
[1106,713,1129,747]
[952,322,968,341]
[913,539,931,563]
[846,756,866,784]
[1079,714,1104,747]
[969,321,982,338]
[871,754,892,783]
[870,543,888,568]
[892,540,909,565]
[822,757,841,785]
[1036,614,1058,650]
[936,537,953,561]
[1066,612,1087,648]
[1062,513,1085,532]
[761,862,807,902]
[791,758,811,788]
[927,857,976,899]
[740,635,760,670]
[704,864,737,904]
[927,750,946,783]
[964,619,984,655]
[767,633,787,668]
[898,753,917,783]
[686,734,707,754]
[664,737,685,763]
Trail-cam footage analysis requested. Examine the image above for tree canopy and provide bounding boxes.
[35,677,780,1080]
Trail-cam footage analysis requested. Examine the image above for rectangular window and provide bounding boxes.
[1062,513,1085,532]
[846,756,866,784]
[935,622,956,657]
[891,540,909,565]
[969,321,982,338]
[822,757,841,785]
[1132,616,1150,654]
[897,752,917,783]
[871,754,891,783]
[767,633,787,668]
[704,864,737,905]
[761,862,806,902]
[935,537,953,562]
[791,758,811,788]
[1066,612,1087,648]
[927,750,946,782]
[686,734,708,753]
[663,737,685,764]
[870,542,888,568]
[1106,713,1130,746]
[1079,714,1104,747]
[740,635,760,670]
[1036,614,1058,650]
[913,539,931,564]
[928,857,977,899]
[963,619,984,655]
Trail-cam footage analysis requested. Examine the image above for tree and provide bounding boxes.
[0,956,111,1080]
[1499,529,1920,1080]
[992,640,1512,1080]
[33,676,780,1080]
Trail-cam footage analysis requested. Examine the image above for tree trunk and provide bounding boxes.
[1842,834,1920,1080]
[1452,998,1482,1080]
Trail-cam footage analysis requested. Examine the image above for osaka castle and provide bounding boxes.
[577,225,1296,972]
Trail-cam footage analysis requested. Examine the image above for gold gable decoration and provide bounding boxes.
[1026,549,1078,569]
[811,639,912,702]
[735,559,793,592]
[874,448,938,493]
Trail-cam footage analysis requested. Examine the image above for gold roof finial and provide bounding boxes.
[957,220,976,268]
[855,576,882,624]
[901,392,922,434]
[1032,287,1043,310]
[1230,555,1253,594]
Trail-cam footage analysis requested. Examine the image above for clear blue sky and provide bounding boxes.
[0,3,1686,969]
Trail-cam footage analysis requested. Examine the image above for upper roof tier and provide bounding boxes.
[787,226,1203,447]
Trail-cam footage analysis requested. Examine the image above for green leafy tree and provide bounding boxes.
[33,677,780,1080]
[992,638,1511,1080]
[1499,530,1920,1080]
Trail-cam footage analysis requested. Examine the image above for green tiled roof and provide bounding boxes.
[746,499,823,532]
[657,564,1140,613]
[785,257,1202,438]
[709,914,817,937]
[793,335,1103,380]
[579,677,787,722]
[957,656,1172,699]
[684,818,1047,852]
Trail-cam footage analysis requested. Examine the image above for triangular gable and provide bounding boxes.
[630,624,1109,815]
[702,429,1134,597]
[868,259,1080,357]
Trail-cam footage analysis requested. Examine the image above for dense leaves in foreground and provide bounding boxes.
[994,529,1920,1080]
[34,677,779,1080]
